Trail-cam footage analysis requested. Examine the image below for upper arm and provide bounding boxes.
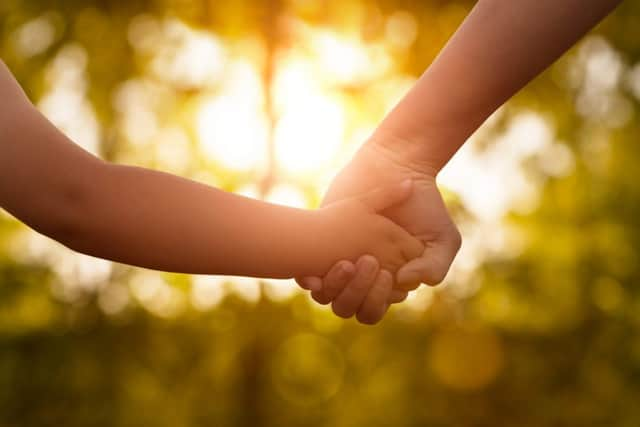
[0,60,103,239]
[0,59,38,209]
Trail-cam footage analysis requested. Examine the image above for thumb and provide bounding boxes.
[359,179,413,213]
[396,228,462,288]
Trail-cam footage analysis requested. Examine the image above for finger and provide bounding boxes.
[395,280,421,292]
[396,228,462,287]
[311,287,332,305]
[331,255,379,318]
[393,229,425,263]
[356,270,393,325]
[322,260,355,301]
[359,179,412,213]
[388,289,409,303]
[308,261,355,304]
[295,276,322,292]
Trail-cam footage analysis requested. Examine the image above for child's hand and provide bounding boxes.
[313,179,424,274]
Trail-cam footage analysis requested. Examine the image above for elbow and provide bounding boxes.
[34,161,107,253]
[36,195,91,253]
[41,201,91,253]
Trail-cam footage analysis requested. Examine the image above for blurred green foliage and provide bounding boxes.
[2,0,640,426]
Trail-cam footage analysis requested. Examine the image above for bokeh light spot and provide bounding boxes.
[428,326,503,391]
[197,96,268,171]
[265,185,308,208]
[271,333,345,406]
[275,94,344,175]
[12,13,58,58]
[190,275,227,311]
[386,11,418,49]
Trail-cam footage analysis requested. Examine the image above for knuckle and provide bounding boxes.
[355,264,379,286]
[326,269,346,287]
[378,269,393,283]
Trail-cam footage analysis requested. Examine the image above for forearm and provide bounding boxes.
[0,88,330,279]
[73,164,330,278]
[372,0,621,173]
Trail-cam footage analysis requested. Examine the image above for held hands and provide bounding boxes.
[298,138,462,324]
[299,177,423,324]
[314,179,424,274]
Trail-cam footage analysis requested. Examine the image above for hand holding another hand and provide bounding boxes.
[297,137,462,324]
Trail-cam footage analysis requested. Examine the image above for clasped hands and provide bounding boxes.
[296,138,462,325]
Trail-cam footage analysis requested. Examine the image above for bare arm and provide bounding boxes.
[0,61,422,279]
[373,0,622,172]
[301,0,624,316]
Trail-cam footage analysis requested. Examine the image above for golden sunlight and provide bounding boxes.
[197,95,269,171]
[27,13,563,314]
[274,92,344,175]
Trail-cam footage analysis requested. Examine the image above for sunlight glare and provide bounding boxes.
[98,283,130,315]
[191,275,227,311]
[113,79,160,146]
[155,127,192,173]
[227,276,262,303]
[266,185,308,208]
[275,93,344,175]
[386,11,418,49]
[130,272,185,318]
[12,13,57,58]
[313,32,371,84]
[150,19,226,88]
[272,58,319,113]
[197,95,268,171]
[38,44,101,155]
[440,112,552,221]
[223,59,266,108]
[262,279,302,302]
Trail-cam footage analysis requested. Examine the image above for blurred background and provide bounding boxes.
[2,0,640,425]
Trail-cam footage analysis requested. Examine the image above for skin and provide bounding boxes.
[0,60,424,280]
[0,0,623,325]
[299,0,623,324]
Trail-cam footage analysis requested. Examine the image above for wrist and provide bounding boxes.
[364,131,441,179]
[299,209,345,276]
